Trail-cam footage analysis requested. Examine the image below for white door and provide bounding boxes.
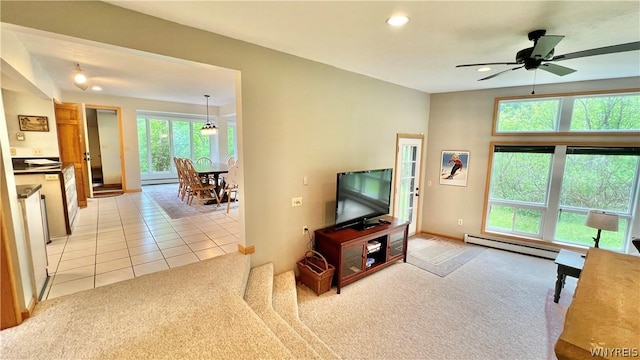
[394,136,423,236]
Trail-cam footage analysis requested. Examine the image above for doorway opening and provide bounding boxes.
[85,107,124,198]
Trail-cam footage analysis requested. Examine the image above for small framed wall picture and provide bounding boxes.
[440,150,470,186]
[18,115,49,132]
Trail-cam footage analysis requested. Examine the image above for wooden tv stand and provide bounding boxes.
[314,217,409,294]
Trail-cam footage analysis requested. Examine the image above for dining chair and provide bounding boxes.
[220,161,239,213]
[196,157,212,165]
[184,159,220,209]
[195,157,215,184]
[227,156,237,167]
[219,156,237,186]
[174,157,187,200]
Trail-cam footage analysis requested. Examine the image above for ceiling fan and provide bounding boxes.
[456,29,640,81]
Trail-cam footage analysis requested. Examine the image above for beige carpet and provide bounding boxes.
[407,235,485,277]
[545,282,576,360]
[0,253,293,359]
[297,247,556,359]
[2,242,560,360]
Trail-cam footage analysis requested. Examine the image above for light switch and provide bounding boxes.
[10,148,16,156]
[303,176,309,186]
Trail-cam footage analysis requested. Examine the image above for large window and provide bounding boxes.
[487,146,553,237]
[494,91,640,134]
[227,117,237,158]
[488,90,640,252]
[486,145,639,251]
[137,111,215,181]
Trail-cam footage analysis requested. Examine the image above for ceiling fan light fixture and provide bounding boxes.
[386,15,409,27]
[477,67,492,72]
[200,94,218,136]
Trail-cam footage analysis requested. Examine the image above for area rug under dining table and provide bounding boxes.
[143,185,231,219]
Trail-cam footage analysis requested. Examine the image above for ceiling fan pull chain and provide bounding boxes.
[531,70,537,95]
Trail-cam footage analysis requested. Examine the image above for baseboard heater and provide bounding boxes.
[464,233,559,260]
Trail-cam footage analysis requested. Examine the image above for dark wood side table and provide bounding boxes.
[553,249,585,303]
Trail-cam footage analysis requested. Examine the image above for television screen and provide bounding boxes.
[335,168,393,229]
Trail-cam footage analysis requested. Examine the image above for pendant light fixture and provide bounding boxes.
[200,94,218,136]
[73,63,88,91]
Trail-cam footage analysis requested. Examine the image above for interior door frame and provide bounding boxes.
[393,133,425,236]
[84,104,127,194]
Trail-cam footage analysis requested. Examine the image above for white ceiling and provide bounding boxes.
[5,1,640,105]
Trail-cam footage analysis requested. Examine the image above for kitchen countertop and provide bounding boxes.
[16,184,43,199]
[13,163,73,175]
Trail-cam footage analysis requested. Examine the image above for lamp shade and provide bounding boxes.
[585,210,619,232]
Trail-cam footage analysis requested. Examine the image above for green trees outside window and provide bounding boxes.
[489,91,639,251]
[497,98,561,132]
[137,115,212,176]
[487,145,639,251]
[495,91,639,133]
[571,93,640,131]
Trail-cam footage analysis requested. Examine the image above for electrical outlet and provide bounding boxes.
[292,197,302,207]
[32,148,43,155]
[10,148,17,156]
[457,219,463,226]
[302,226,309,235]
[427,180,432,187]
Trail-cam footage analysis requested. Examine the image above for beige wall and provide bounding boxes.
[1,1,430,273]
[423,77,640,241]
[3,90,58,158]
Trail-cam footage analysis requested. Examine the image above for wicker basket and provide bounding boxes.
[297,250,335,296]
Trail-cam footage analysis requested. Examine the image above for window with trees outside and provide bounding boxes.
[487,145,639,251]
[495,91,640,134]
[227,118,237,159]
[486,90,639,252]
[137,112,216,181]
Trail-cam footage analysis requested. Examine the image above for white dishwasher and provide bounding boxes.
[17,184,49,301]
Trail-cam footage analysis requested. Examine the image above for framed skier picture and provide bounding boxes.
[440,150,469,186]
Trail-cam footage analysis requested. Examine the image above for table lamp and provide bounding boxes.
[585,210,619,248]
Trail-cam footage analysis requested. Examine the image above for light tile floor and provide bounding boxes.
[43,184,240,300]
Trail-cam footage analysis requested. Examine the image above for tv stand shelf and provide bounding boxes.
[314,217,409,294]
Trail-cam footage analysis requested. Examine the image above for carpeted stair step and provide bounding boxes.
[0,253,295,359]
[273,270,342,360]
[245,263,322,359]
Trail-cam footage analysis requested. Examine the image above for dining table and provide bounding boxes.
[193,163,229,203]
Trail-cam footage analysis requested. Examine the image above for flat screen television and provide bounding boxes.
[334,168,393,229]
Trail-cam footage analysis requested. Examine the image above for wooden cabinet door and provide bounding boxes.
[55,102,88,207]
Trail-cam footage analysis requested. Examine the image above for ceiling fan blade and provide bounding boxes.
[478,65,525,81]
[539,63,576,76]
[456,62,519,68]
[552,41,640,61]
[531,35,564,59]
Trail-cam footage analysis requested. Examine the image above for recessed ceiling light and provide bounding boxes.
[91,86,102,91]
[386,15,409,27]
[477,67,492,72]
